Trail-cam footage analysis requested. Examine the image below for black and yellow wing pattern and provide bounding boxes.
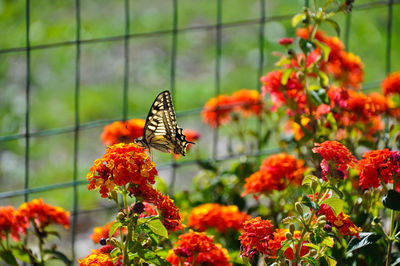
[135,90,194,156]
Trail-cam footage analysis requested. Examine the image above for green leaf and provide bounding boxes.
[304,243,319,251]
[347,232,382,254]
[11,247,31,263]
[46,230,61,240]
[301,195,320,210]
[299,38,316,55]
[302,175,319,186]
[138,249,171,266]
[110,247,121,258]
[322,197,344,215]
[292,13,306,27]
[309,89,323,105]
[326,19,340,36]
[314,40,331,62]
[302,256,318,266]
[109,221,122,239]
[323,254,337,266]
[382,189,400,211]
[326,113,337,132]
[322,236,335,248]
[44,250,72,265]
[0,250,18,266]
[277,240,291,257]
[281,216,299,224]
[281,68,294,86]
[147,219,168,238]
[327,185,343,199]
[316,69,329,88]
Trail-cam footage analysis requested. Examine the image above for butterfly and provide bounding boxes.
[134,90,195,156]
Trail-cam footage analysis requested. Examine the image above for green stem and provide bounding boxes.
[122,187,130,266]
[190,251,199,266]
[386,183,397,266]
[293,210,315,264]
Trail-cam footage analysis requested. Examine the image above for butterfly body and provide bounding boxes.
[135,90,194,156]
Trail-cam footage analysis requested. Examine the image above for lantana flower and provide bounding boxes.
[101,118,145,145]
[18,199,70,230]
[239,217,274,258]
[78,246,122,266]
[268,229,309,260]
[188,203,250,233]
[312,141,357,180]
[0,206,29,241]
[382,71,400,96]
[357,149,400,189]
[166,230,231,266]
[242,153,307,198]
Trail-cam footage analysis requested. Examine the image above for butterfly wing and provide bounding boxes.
[143,90,194,156]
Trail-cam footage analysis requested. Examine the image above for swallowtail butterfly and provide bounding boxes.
[135,90,195,156]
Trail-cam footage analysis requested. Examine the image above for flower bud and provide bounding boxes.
[295,202,303,216]
[285,231,293,240]
[289,224,295,234]
[309,249,317,256]
[317,215,326,222]
[318,220,326,228]
[107,237,119,248]
[324,223,332,232]
[116,211,125,221]
[373,216,381,224]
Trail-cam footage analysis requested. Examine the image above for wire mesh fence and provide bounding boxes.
[0,0,398,261]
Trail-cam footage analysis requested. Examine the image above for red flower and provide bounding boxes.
[101,119,145,145]
[78,248,122,266]
[87,143,157,198]
[382,71,400,96]
[188,203,250,233]
[0,206,28,241]
[239,217,274,257]
[18,199,70,230]
[156,192,183,232]
[166,230,231,266]
[317,204,361,238]
[138,202,158,218]
[312,141,357,180]
[242,153,306,198]
[358,149,400,189]
[278,37,294,46]
[202,95,234,127]
[268,229,309,259]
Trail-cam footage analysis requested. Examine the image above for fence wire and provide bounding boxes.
[0,0,397,262]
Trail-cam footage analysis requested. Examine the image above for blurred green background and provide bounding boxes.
[0,0,399,260]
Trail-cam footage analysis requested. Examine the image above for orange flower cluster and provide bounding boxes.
[239,217,274,257]
[166,230,231,266]
[317,204,361,238]
[312,141,357,180]
[268,229,309,260]
[0,206,28,241]
[260,70,306,115]
[188,203,250,233]
[202,89,264,127]
[297,28,364,88]
[90,221,127,244]
[19,198,70,230]
[101,118,145,145]
[87,143,157,198]
[382,71,400,96]
[78,246,122,266]
[242,153,306,198]
[357,149,400,189]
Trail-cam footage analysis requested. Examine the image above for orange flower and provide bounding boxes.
[239,217,274,257]
[260,70,306,114]
[357,149,400,189]
[0,206,28,241]
[78,247,122,266]
[382,71,400,95]
[90,221,127,244]
[188,203,250,233]
[87,143,157,198]
[202,95,234,127]
[312,141,357,180]
[242,153,306,198]
[101,119,145,145]
[166,230,231,266]
[317,204,361,238]
[231,89,264,117]
[18,199,70,230]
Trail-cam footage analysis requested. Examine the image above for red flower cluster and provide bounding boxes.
[101,118,145,145]
[87,143,157,198]
[188,203,250,233]
[0,206,28,241]
[166,230,231,266]
[79,246,122,266]
[382,72,400,96]
[297,28,364,88]
[268,229,309,260]
[202,89,264,127]
[357,149,400,189]
[312,141,357,180]
[260,70,306,115]
[18,199,70,230]
[239,217,274,257]
[317,204,361,238]
[242,153,307,198]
